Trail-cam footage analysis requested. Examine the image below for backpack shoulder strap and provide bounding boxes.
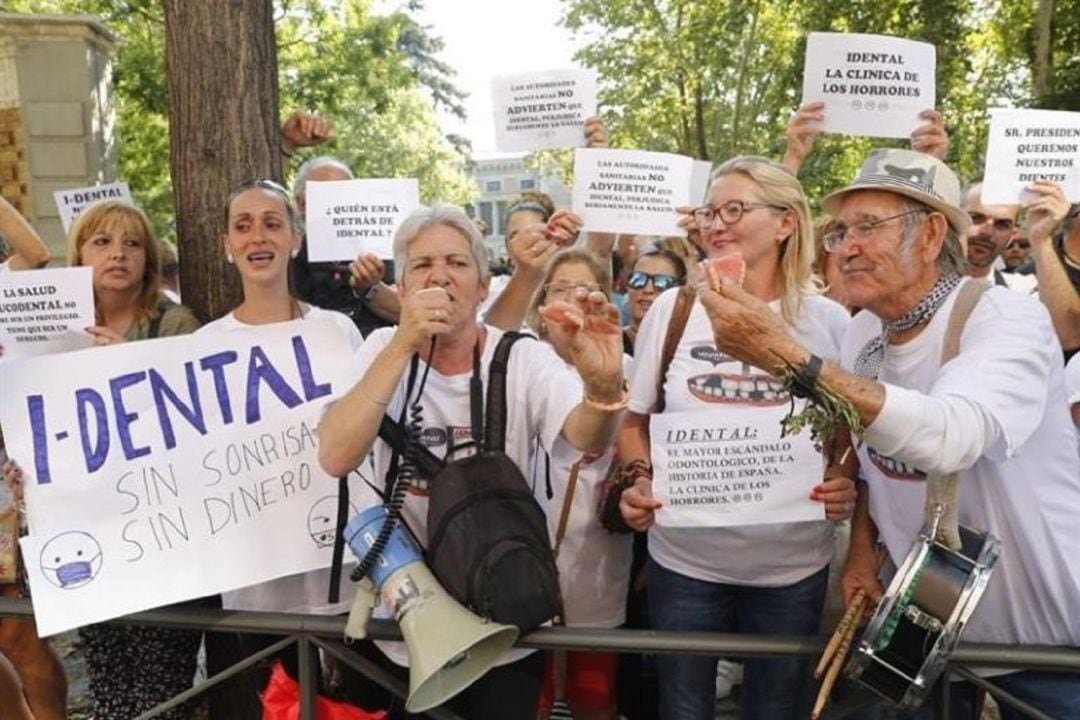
[484,330,531,453]
[147,298,175,339]
[941,280,989,364]
[378,415,445,478]
[653,286,694,414]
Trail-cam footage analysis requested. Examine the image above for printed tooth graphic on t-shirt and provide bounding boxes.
[686,345,790,406]
[867,446,926,481]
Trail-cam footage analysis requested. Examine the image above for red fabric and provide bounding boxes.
[538,650,618,713]
[261,661,387,720]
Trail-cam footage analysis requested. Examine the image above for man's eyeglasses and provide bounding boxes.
[968,212,1015,234]
[543,281,603,299]
[692,200,787,228]
[823,210,927,252]
[627,270,682,292]
[1006,239,1031,250]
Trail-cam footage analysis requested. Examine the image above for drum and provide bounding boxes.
[845,521,1000,709]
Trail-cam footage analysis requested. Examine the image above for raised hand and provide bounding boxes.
[391,287,452,354]
[584,115,609,148]
[349,252,386,295]
[910,109,949,160]
[282,111,333,153]
[782,101,826,173]
[1023,180,1071,245]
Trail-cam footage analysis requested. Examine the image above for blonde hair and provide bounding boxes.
[67,200,163,321]
[711,156,820,323]
[525,249,611,337]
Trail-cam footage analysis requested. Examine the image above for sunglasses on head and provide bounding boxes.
[627,270,682,292]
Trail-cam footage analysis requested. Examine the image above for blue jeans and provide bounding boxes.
[894,670,1080,720]
[647,558,828,720]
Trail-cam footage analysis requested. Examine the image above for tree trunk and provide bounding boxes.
[1033,0,1054,101]
[163,0,282,323]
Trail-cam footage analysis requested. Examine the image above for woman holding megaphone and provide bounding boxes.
[320,204,627,719]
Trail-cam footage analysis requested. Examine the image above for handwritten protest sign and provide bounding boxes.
[982,109,1080,205]
[305,179,419,262]
[0,267,94,360]
[802,33,935,139]
[650,409,824,528]
[0,320,356,635]
[573,149,693,236]
[492,68,598,152]
[54,182,133,235]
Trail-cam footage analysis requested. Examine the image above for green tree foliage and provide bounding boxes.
[559,0,1079,203]
[0,0,473,233]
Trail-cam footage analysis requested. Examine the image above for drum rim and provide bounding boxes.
[847,525,1002,709]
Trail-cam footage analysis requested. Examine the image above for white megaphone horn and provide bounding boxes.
[342,506,519,713]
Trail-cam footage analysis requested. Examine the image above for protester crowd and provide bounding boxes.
[0,83,1078,720]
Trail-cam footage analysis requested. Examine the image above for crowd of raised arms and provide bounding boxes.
[0,98,1078,720]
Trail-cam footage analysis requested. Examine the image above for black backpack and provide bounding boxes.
[357,331,562,632]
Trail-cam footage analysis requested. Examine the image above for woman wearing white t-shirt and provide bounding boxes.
[618,156,855,720]
[319,204,627,720]
[198,179,365,711]
[523,248,632,720]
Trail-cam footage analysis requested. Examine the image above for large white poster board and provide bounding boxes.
[801,33,936,139]
[982,109,1080,205]
[492,68,598,152]
[650,409,824,527]
[305,179,420,262]
[53,182,133,235]
[572,149,693,236]
[0,267,95,359]
[0,320,355,635]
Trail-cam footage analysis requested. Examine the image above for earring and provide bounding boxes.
[291,247,300,259]
[226,253,235,264]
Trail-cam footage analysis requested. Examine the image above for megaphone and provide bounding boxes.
[343,506,519,713]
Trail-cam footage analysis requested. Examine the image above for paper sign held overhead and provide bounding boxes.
[305,179,420,262]
[0,320,355,636]
[572,149,693,236]
[801,32,936,139]
[982,109,1080,205]
[492,68,598,152]
[54,182,133,235]
[0,267,95,360]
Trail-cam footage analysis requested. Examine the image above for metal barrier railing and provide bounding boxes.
[1,596,1077,719]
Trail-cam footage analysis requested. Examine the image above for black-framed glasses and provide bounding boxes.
[824,210,927,252]
[543,281,603,299]
[967,212,1015,234]
[692,200,787,228]
[1006,239,1031,250]
[627,270,682,292]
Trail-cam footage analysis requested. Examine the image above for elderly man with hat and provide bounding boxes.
[697,148,1080,718]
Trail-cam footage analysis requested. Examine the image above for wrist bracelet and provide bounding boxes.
[584,387,629,412]
[790,353,823,399]
[361,283,380,302]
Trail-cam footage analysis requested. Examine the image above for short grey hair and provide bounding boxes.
[899,197,968,276]
[291,156,353,202]
[393,204,491,285]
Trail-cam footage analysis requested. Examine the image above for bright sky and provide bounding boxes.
[377,0,582,157]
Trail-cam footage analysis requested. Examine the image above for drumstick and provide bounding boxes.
[811,600,865,720]
[814,588,865,678]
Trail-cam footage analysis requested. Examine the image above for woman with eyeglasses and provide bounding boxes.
[197,179,365,714]
[524,248,631,720]
[4,199,202,719]
[616,157,856,720]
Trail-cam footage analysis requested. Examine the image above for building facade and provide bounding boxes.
[469,154,571,264]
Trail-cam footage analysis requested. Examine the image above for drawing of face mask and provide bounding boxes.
[40,531,103,589]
